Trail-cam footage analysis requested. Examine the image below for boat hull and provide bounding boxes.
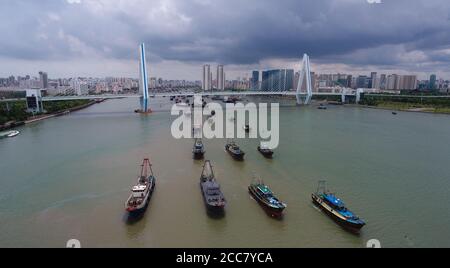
[312,194,365,232]
[200,184,225,215]
[126,179,156,216]
[258,147,274,158]
[225,146,245,161]
[193,151,205,160]
[249,186,284,218]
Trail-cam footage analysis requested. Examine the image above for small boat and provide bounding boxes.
[258,144,274,158]
[193,138,205,159]
[200,160,226,215]
[318,104,328,110]
[244,125,250,133]
[225,140,245,161]
[248,179,286,218]
[312,181,365,232]
[125,158,156,215]
[7,130,20,138]
[392,112,398,115]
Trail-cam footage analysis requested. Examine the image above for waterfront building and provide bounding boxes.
[26,89,43,113]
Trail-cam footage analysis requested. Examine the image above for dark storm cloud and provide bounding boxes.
[1,0,450,72]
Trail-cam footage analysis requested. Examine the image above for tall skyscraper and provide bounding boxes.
[387,74,399,90]
[251,71,259,90]
[260,69,294,91]
[39,71,48,89]
[370,72,378,89]
[202,65,211,91]
[401,75,418,90]
[357,76,368,88]
[429,74,437,90]
[379,74,387,90]
[216,65,224,90]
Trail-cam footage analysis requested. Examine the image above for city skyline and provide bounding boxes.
[1,0,450,80]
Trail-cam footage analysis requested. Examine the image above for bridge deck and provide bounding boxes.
[1,91,449,102]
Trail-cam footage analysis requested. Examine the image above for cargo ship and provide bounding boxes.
[200,160,226,215]
[125,158,156,215]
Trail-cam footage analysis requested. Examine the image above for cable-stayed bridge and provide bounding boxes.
[3,43,447,111]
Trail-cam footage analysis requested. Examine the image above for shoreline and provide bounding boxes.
[1,100,99,130]
[346,104,450,115]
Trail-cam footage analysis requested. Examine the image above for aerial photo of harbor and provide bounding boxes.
[1,0,450,249]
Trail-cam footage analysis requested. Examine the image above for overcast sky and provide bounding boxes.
[1,0,450,80]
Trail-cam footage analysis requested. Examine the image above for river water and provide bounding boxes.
[0,97,449,248]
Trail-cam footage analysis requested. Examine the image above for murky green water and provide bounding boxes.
[0,97,449,248]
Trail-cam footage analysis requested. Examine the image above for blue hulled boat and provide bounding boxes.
[312,181,365,232]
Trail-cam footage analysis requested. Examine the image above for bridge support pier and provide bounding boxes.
[356,88,364,104]
[138,43,151,113]
[296,54,313,105]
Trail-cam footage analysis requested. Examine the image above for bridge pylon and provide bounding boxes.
[139,43,151,113]
[296,54,313,105]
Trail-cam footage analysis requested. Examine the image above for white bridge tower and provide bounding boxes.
[296,54,313,105]
[139,43,150,113]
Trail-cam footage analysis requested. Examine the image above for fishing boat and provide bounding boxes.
[125,158,156,215]
[200,160,226,215]
[193,138,205,159]
[312,181,366,232]
[257,144,274,158]
[248,178,286,218]
[225,140,245,161]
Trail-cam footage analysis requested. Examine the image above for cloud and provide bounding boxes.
[1,0,450,79]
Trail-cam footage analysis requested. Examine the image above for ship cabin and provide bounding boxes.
[323,194,346,211]
[204,181,221,196]
[257,185,273,198]
[132,185,147,198]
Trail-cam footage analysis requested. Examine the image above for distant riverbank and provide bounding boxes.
[355,101,450,115]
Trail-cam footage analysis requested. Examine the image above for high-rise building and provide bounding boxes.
[379,74,387,90]
[202,65,211,91]
[370,72,378,89]
[387,74,399,90]
[216,65,224,90]
[429,74,437,90]
[260,69,294,91]
[251,71,259,90]
[400,75,418,90]
[39,71,48,89]
[357,76,368,88]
